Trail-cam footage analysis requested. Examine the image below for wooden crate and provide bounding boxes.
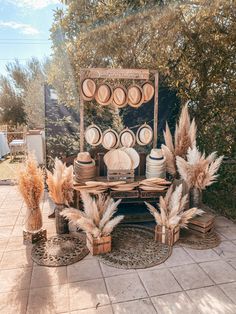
[107,169,134,183]
[86,233,111,255]
[188,213,215,234]
[155,225,180,246]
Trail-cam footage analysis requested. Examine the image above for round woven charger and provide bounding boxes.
[178,229,221,250]
[99,225,172,269]
[31,234,89,267]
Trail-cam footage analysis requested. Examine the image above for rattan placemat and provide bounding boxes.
[178,229,221,250]
[31,234,89,267]
[99,225,172,269]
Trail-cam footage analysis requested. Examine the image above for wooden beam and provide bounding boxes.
[81,68,150,80]
[153,72,159,149]
[79,72,85,152]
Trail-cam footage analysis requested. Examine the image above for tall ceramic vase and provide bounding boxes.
[25,207,43,232]
[55,204,69,234]
[190,187,202,208]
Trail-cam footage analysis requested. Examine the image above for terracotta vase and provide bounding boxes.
[55,204,69,234]
[25,207,43,232]
[190,187,202,208]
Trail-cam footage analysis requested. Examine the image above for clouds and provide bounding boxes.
[6,0,60,10]
[0,21,40,35]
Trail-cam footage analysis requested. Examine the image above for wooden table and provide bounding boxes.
[73,176,166,223]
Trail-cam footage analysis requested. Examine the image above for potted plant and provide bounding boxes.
[176,146,224,207]
[61,192,124,255]
[18,153,46,243]
[145,184,203,246]
[46,158,74,234]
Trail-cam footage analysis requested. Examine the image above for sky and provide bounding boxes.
[0,0,64,76]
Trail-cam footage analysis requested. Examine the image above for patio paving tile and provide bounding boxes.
[112,298,156,314]
[217,227,236,241]
[183,247,220,263]
[170,264,213,290]
[5,236,32,251]
[0,226,13,238]
[0,248,32,269]
[0,290,29,314]
[200,260,236,284]
[69,278,110,311]
[151,291,197,314]
[0,237,8,252]
[99,261,135,277]
[138,268,182,296]
[186,286,236,314]
[227,258,236,270]
[71,305,113,314]
[219,282,236,304]
[68,259,103,282]
[0,267,32,292]
[215,216,235,228]
[105,273,147,303]
[0,214,17,226]
[164,247,194,267]
[31,265,67,288]
[214,241,236,259]
[27,284,69,314]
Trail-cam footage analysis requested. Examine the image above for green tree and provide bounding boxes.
[0,58,47,127]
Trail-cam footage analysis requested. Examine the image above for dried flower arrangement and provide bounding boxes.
[61,192,124,238]
[145,184,203,230]
[62,192,123,254]
[46,158,74,206]
[161,104,197,177]
[18,153,44,232]
[176,146,224,190]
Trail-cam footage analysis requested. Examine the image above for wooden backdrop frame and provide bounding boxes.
[79,68,159,152]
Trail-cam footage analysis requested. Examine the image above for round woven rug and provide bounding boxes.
[178,229,221,250]
[31,234,89,267]
[99,225,172,269]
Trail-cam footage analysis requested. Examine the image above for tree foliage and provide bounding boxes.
[51,0,235,158]
[0,58,47,128]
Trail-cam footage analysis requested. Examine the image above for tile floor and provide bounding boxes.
[0,185,236,314]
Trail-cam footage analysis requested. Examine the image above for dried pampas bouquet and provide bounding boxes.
[145,184,203,230]
[176,146,224,206]
[46,157,74,206]
[61,192,124,238]
[18,153,44,232]
[161,104,197,177]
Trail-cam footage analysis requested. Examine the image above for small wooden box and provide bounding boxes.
[155,225,180,246]
[107,169,134,183]
[86,233,111,255]
[23,228,47,244]
[188,213,215,234]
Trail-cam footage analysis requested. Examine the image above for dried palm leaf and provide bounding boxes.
[99,199,121,229]
[161,144,176,175]
[102,215,124,235]
[144,202,162,225]
[60,207,85,221]
[163,122,174,153]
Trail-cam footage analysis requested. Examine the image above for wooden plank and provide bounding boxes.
[79,72,85,152]
[189,213,215,228]
[153,72,159,148]
[81,68,150,80]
